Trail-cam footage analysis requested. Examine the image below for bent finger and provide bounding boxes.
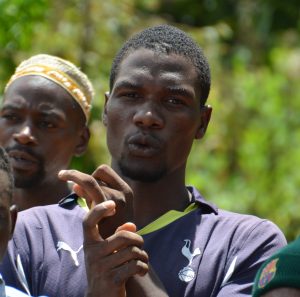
[58,169,106,205]
[104,230,144,253]
[83,200,116,243]
[92,165,132,197]
[111,260,149,286]
[111,246,149,268]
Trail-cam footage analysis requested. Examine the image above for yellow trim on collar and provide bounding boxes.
[137,202,199,236]
[77,197,89,212]
[77,197,199,236]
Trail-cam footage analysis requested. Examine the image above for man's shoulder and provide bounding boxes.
[217,208,285,240]
[217,207,270,225]
[18,196,85,223]
[14,196,86,236]
[191,186,286,244]
[8,195,86,264]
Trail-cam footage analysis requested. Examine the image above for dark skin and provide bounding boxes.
[0,75,90,210]
[59,165,166,297]
[0,169,17,262]
[59,48,211,296]
[262,288,300,297]
[83,200,148,297]
[104,48,211,228]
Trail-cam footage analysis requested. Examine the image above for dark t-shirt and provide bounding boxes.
[0,195,87,297]
[0,189,286,297]
[141,187,287,296]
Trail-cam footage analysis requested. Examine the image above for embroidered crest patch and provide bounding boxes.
[258,258,279,288]
[178,239,201,282]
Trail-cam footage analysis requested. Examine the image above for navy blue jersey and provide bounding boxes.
[139,187,287,296]
[0,194,87,297]
[0,189,286,297]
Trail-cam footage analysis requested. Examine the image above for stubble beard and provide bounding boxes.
[118,156,167,183]
[13,166,45,189]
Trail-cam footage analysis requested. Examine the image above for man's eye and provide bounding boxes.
[39,121,55,128]
[1,113,19,121]
[166,98,185,105]
[121,92,140,99]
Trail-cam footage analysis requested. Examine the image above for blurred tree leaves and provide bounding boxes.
[0,0,49,87]
[0,0,299,241]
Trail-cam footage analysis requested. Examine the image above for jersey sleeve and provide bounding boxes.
[0,210,41,295]
[217,219,287,296]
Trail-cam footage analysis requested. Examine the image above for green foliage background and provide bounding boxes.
[0,0,299,241]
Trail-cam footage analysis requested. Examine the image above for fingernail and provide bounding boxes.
[102,200,116,208]
[58,170,66,176]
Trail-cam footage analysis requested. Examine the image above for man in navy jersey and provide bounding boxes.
[1,25,287,297]
[0,147,48,297]
[61,24,287,296]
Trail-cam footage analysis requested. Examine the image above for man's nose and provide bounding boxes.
[133,104,164,129]
[13,125,38,145]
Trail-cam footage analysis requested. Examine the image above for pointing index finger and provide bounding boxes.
[58,169,107,206]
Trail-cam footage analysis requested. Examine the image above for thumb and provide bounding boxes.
[83,200,116,243]
[115,222,137,233]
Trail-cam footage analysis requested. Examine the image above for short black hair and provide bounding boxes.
[109,24,211,106]
[0,147,14,203]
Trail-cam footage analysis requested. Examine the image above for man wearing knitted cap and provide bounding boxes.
[0,54,97,296]
[0,54,93,210]
[0,54,154,297]
[252,237,300,297]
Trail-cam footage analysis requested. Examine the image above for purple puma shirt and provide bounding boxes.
[0,189,286,297]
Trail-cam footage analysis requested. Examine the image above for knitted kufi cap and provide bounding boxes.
[252,237,300,297]
[5,54,94,123]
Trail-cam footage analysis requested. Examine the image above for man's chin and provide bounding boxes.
[14,174,43,189]
[119,163,165,183]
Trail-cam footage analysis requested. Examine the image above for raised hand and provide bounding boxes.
[58,164,133,238]
[83,200,148,297]
[58,166,168,297]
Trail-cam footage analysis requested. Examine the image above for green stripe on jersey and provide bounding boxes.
[77,197,89,212]
[137,202,198,236]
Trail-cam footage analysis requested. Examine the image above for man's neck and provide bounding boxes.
[13,180,72,211]
[126,172,190,229]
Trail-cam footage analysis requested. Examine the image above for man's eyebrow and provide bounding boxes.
[37,106,67,120]
[1,103,65,119]
[113,80,142,90]
[39,110,65,118]
[166,86,195,99]
[1,103,21,110]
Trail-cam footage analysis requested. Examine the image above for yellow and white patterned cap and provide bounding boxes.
[5,54,94,123]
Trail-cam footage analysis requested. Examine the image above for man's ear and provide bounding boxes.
[9,204,17,239]
[195,105,212,139]
[102,91,110,127]
[74,126,90,157]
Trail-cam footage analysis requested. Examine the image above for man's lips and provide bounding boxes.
[127,134,161,158]
[8,150,39,170]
